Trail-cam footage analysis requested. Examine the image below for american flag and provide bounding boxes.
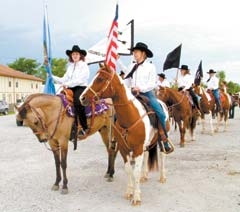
[105,3,119,71]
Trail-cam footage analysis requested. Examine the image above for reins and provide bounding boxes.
[86,67,156,152]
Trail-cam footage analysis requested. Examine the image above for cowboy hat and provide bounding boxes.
[66,45,87,57]
[119,70,125,76]
[179,65,189,71]
[207,69,216,74]
[157,73,166,79]
[131,42,153,58]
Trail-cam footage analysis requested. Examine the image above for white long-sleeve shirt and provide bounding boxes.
[157,79,170,88]
[52,61,89,88]
[207,75,219,90]
[177,74,194,90]
[124,60,157,93]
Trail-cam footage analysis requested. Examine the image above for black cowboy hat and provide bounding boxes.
[179,64,189,70]
[207,69,216,74]
[66,45,87,57]
[131,42,153,58]
[157,73,166,79]
[119,70,125,76]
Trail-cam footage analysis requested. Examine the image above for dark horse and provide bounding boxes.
[16,93,117,194]
[156,86,198,147]
[80,64,171,205]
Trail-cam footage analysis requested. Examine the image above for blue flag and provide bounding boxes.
[43,3,55,95]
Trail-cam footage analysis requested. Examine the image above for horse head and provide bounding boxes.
[16,94,57,143]
[157,86,172,104]
[80,63,118,106]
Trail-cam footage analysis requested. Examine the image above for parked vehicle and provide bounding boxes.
[15,99,24,126]
[0,100,9,115]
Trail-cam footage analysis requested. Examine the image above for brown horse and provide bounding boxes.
[216,89,231,131]
[194,85,231,132]
[80,64,171,205]
[193,85,215,135]
[16,93,117,194]
[156,86,198,147]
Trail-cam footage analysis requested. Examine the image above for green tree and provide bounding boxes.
[227,81,240,94]
[37,58,67,81]
[8,57,67,81]
[8,57,40,76]
[216,70,226,83]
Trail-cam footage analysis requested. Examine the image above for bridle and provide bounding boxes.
[159,87,185,110]
[87,67,115,102]
[22,101,63,141]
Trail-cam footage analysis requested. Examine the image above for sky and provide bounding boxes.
[0,0,240,84]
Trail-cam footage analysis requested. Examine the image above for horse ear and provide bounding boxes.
[99,62,104,68]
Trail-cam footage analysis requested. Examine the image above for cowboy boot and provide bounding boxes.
[158,127,174,154]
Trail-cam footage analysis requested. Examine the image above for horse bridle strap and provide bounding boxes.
[28,102,63,140]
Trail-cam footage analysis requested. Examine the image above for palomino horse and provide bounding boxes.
[156,86,198,147]
[16,93,117,194]
[80,64,171,205]
[193,85,215,135]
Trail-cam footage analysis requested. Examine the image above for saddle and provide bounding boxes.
[59,88,110,150]
[135,94,158,128]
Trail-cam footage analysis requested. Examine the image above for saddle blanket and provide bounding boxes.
[58,94,109,118]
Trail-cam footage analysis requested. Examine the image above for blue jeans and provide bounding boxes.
[140,90,167,132]
[213,89,221,109]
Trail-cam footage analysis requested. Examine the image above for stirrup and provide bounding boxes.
[160,139,174,154]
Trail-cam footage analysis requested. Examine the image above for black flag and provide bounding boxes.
[163,44,182,71]
[194,60,203,85]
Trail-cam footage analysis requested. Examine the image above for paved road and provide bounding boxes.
[0,111,240,212]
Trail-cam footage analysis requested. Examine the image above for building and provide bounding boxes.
[0,64,44,110]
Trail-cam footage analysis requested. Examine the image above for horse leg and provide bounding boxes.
[214,113,220,132]
[179,122,185,147]
[201,116,206,134]
[209,113,214,135]
[99,127,117,182]
[159,151,166,183]
[123,153,143,205]
[60,147,68,194]
[51,149,61,191]
[105,142,117,182]
[140,151,149,182]
[124,158,134,201]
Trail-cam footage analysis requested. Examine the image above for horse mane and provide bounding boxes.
[18,93,57,119]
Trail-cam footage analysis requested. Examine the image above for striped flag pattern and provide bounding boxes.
[105,3,119,71]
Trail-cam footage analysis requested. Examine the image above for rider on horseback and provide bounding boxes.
[123,42,174,154]
[206,69,222,113]
[176,65,201,115]
[52,45,90,137]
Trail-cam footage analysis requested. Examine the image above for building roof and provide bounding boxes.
[0,64,44,82]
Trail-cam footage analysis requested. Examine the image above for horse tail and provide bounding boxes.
[190,113,198,136]
[148,143,158,171]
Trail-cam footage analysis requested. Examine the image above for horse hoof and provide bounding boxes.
[180,143,185,147]
[159,177,166,183]
[106,177,114,182]
[61,188,68,195]
[104,173,109,178]
[140,176,148,183]
[51,185,59,191]
[125,193,133,200]
[131,200,141,206]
